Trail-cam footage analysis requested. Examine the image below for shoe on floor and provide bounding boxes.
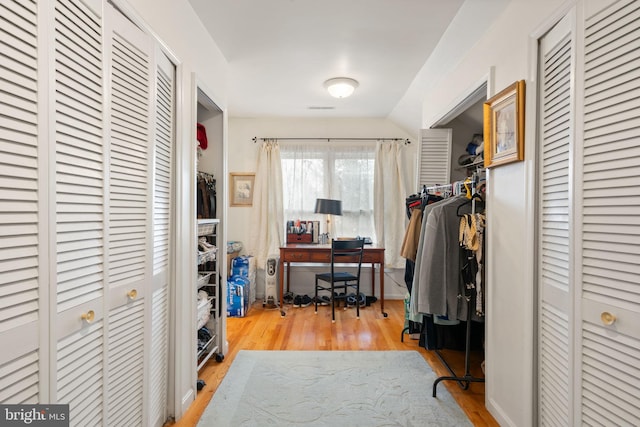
[283,292,294,305]
[346,293,357,307]
[313,295,330,306]
[293,295,302,307]
[299,294,312,308]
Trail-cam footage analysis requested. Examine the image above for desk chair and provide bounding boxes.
[314,239,365,322]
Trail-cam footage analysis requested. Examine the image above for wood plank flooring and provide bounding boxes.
[170,299,499,426]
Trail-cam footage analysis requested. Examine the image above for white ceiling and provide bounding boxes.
[188,0,467,124]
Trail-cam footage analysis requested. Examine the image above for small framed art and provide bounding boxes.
[483,80,525,168]
[230,173,255,207]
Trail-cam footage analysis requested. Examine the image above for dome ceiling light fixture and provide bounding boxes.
[324,77,359,98]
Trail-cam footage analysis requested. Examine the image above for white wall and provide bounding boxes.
[125,0,228,103]
[417,1,567,426]
[227,117,417,300]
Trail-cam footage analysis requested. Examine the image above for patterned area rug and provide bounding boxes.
[198,350,471,426]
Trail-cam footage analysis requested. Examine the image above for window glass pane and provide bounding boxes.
[334,157,374,238]
[281,144,376,241]
[282,157,324,215]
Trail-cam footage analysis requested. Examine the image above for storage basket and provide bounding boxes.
[197,272,213,288]
[198,247,218,265]
[197,219,218,236]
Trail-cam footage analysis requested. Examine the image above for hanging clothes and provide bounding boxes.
[460,212,486,316]
[410,195,483,322]
[197,172,217,219]
[401,192,443,261]
[401,191,443,342]
[400,207,423,261]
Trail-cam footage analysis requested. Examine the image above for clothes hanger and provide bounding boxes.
[457,193,484,217]
[463,177,474,199]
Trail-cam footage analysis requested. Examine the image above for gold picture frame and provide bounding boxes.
[230,173,255,207]
[484,80,525,168]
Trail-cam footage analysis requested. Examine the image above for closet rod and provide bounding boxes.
[252,137,411,144]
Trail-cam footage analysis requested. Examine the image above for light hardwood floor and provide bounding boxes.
[171,299,499,426]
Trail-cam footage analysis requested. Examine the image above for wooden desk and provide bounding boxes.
[278,244,387,317]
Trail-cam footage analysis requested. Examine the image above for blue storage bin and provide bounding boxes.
[227,275,250,317]
[231,256,251,277]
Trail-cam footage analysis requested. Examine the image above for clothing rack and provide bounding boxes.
[400,183,464,346]
[432,172,485,397]
[424,183,453,198]
[432,292,485,396]
[252,137,411,144]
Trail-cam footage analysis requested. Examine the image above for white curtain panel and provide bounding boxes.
[248,140,284,267]
[280,143,375,240]
[374,140,407,268]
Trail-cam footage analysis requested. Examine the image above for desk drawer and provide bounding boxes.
[309,252,330,262]
[283,251,330,263]
[282,248,382,264]
[362,252,382,264]
[287,233,312,243]
[285,251,311,262]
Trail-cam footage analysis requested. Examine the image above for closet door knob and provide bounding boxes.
[127,289,138,300]
[600,311,616,326]
[81,310,95,323]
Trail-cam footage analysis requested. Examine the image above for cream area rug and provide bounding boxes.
[198,350,471,426]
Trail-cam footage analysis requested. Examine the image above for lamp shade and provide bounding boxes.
[314,198,342,216]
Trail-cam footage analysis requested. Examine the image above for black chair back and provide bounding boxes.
[330,239,365,279]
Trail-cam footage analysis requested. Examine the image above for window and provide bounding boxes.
[281,144,375,240]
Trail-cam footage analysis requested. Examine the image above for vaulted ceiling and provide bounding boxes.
[189,0,509,132]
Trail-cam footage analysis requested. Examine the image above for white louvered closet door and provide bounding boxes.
[537,1,640,425]
[0,0,42,404]
[148,48,175,427]
[104,3,154,426]
[577,0,640,424]
[418,128,452,187]
[52,0,106,424]
[537,12,574,426]
[1,0,173,423]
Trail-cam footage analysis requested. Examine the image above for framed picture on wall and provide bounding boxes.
[230,173,255,207]
[483,80,525,168]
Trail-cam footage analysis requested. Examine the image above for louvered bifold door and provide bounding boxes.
[537,12,575,426]
[148,48,175,427]
[577,0,640,424]
[51,0,105,424]
[0,0,41,404]
[418,128,452,188]
[104,4,153,426]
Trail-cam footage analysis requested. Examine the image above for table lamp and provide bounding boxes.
[314,198,342,239]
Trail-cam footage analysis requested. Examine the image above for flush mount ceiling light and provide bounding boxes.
[324,77,359,98]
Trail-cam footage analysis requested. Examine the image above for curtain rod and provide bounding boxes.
[252,137,411,144]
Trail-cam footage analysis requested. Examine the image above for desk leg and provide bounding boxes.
[370,263,375,299]
[379,262,387,317]
[279,259,285,317]
[286,261,291,294]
